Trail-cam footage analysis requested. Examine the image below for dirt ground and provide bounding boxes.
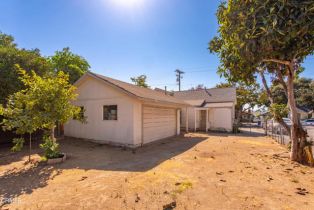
[1,130,314,210]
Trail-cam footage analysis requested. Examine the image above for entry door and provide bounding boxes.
[199,110,207,131]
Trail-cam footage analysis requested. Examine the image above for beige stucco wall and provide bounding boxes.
[64,76,141,146]
[208,107,233,132]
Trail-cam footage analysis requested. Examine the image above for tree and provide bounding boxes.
[189,84,205,90]
[271,77,314,110]
[0,32,16,48]
[216,82,260,126]
[1,66,83,154]
[48,47,90,84]
[0,32,51,104]
[209,0,314,162]
[130,75,149,88]
[0,89,41,162]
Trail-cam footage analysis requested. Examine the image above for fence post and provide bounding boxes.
[265,119,267,135]
[271,120,274,139]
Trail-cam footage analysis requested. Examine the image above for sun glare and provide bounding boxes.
[111,0,144,8]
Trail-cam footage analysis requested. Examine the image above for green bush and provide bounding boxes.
[40,135,61,159]
[11,137,25,152]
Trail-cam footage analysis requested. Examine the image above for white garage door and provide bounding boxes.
[143,106,176,144]
[211,108,232,131]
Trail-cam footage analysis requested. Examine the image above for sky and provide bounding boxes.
[0,0,313,91]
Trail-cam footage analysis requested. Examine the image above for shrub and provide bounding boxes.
[40,135,61,159]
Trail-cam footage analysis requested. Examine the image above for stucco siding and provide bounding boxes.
[64,77,136,146]
[208,107,233,132]
[132,101,142,146]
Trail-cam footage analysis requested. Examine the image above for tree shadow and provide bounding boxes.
[0,163,61,206]
[0,140,42,166]
[0,135,207,203]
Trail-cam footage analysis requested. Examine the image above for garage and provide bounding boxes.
[143,106,177,144]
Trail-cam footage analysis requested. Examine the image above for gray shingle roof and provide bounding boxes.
[173,87,236,104]
[87,72,188,106]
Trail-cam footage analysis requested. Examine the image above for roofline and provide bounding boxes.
[76,72,188,107]
[173,87,236,93]
[204,101,235,103]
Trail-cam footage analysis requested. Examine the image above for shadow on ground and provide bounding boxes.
[0,163,61,205]
[57,135,207,172]
[0,135,206,201]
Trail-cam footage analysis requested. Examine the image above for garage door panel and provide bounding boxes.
[143,106,176,144]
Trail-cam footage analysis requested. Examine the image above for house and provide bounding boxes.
[241,110,254,122]
[173,88,236,132]
[287,106,312,120]
[64,72,188,147]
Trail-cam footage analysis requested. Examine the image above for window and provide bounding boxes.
[103,105,118,120]
[78,106,85,118]
[74,106,85,120]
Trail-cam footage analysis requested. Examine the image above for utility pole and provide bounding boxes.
[175,69,185,91]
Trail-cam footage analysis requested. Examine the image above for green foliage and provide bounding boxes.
[0,34,51,104]
[265,77,314,110]
[0,32,91,104]
[294,78,314,110]
[0,32,16,48]
[189,84,205,90]
[269,103,289,121]
[11,138,25,152]
[209,0,314,83]
[40,135,61,159]
[0,65,82,152]
[48,47,90,84]
[130,75,149,88]
[15,66,82,130]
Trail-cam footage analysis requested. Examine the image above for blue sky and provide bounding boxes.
[0,0,313,90]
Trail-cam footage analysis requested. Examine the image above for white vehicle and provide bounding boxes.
[282,118,292,126]
[302,119,314,126]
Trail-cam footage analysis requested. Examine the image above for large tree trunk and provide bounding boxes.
[287,62,307,162]
[287,70,299,161]
[259,70,290,133]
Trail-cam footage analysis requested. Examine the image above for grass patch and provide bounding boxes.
[173,181,193,194]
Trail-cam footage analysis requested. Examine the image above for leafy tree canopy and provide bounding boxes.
[271,77,314,110]
[0,66,83,140]
[0,32,51,104]
[48,47,90,84]
[130,75,149,88]
[189,84,205,90]
[209,0,314,83]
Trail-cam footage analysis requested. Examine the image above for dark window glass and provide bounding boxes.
[103,105,118,120]
[74,106,85,120]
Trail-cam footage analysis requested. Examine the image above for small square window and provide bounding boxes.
[79,106,85,118]
[74,106,85,120]
[103,105,118,120]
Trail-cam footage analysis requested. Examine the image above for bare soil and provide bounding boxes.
[1,131,314,210]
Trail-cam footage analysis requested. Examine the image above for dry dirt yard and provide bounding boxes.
[1,131,314,210]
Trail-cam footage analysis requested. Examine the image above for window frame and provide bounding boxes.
[103,105,118,121]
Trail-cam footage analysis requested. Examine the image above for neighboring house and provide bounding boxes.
[64,72,187,147]
[288,106,313,120]
[241,110,254,122]
[173,88,236,132]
